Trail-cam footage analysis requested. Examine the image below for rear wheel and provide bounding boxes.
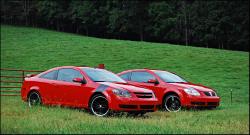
[28,91,41,107]
[163,95,181,112]
[89,94,110,117]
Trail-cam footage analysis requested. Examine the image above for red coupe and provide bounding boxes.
[118,69,220,112]
[21,66,159,116]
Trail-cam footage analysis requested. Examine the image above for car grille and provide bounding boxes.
[204,91,216,96]
[119,105,137,109]
[191,102,205,106]
[134,92,153,98]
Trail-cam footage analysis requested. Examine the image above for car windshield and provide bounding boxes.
[153,70,187,83]
[81,68,126,83]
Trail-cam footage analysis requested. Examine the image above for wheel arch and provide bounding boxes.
[27,89,40,98]
[88,91,111,108]
[162,91,181,105]
[27,89,42,104]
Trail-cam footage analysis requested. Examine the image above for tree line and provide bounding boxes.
[1,0,249,51]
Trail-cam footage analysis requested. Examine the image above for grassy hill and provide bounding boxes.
[1,25,249,134]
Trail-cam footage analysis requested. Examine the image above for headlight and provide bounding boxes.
[214,92,217,96]
[213,90,218,96]
[184,87,200,96]
[152,92,156,98]
[112,89,131,98]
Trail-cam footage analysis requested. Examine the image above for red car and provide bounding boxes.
[118,69,220,112]
[21,66,159,116]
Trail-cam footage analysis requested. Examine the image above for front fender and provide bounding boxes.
[163,89,185,104]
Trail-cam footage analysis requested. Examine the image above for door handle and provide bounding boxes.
[51,83,57,86]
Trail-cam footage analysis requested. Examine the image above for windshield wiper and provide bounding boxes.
[112,81,127,84]
[94,81,106,82]
[167,81,186,83]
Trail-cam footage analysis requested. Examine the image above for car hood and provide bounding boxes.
[168,82,214,92]
[98,82,153,93]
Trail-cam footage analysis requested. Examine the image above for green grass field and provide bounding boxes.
[1,25,249,134]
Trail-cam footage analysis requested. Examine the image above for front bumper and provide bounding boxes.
[182,95,220,107]
[109,95,159,112]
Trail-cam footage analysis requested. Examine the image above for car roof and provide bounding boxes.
[123,69,162,72]
[118,69,171,75]
[49,66,102,71]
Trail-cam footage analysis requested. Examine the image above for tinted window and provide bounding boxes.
[119,72,131,81]
[40,70,58,80]
[131,71,155,83]
[81,68,126,83]
[57,69,83,82]
[153,70,187,83]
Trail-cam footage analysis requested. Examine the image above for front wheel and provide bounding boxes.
[89,94,110,117]
[163,95,181,112]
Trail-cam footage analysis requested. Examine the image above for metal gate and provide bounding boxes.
[0,68,43,96]
[0,64,105,96]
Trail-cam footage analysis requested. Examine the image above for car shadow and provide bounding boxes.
[54,106,151,118]
[156,106,220,112]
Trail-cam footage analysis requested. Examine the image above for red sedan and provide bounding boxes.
[21,66,159,116]
[118,69,220,112]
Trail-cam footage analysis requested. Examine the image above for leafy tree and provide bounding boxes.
[1,0,249,51]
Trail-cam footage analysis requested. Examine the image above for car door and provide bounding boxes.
[55,68,87,107]
[38,70,58,105]
[128,71,162,99]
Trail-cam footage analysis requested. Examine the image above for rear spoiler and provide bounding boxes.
[97,64,105,69]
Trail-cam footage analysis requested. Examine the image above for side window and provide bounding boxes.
[131,71,155,83]
[119,72,131,81]
[40,70,58,80]
[57,69,83,82]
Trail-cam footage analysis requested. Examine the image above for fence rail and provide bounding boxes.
[0,68,44,96]
[0,64,104,96]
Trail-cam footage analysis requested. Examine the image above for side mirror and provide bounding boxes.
[73,78,86,84]
[147,79,159,84]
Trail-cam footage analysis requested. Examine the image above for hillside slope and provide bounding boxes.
[1,25,249,134]
[1,25,248,104]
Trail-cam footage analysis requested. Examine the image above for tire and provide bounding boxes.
[89,94,110,117]
[163,95,181,112]
[28,91,42,107]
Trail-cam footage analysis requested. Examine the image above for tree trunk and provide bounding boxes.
[183,1,188,46]
[85,26,89,36]
[76,25,79,34]
[2,0,5,23]
[139,23,144,41]
[24,0,28,26]
[140,31,144,41]
[56,20,60,31]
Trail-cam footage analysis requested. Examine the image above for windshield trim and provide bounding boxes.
[153,70,187,83]
[81,68,126,83]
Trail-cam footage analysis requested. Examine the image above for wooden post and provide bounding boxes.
[22,70,25,81]
[98,64,105,69]
[230,89,233,105]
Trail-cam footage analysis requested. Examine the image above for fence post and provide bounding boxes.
[22,70,25,81]
[98,64,105,69]
[1,68,44,96]
[230,89,233,105]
